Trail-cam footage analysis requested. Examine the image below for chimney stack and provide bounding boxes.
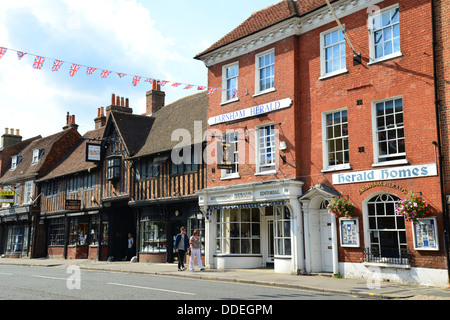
[1,128,23,148]
[63,112,79,131]
[94,107,106,129]
[106,93,133,117]
[146,82,165,116]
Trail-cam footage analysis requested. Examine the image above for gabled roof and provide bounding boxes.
[109,111,155,157]
[105,111,155,157]
[0,128,80,184]
[0,135,41,176]
[132,91,208,159]
[37,127,106,182]
[195,0,329,59]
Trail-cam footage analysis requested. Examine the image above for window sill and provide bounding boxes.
[221,173,241,180]
[372,159,409,168]
[253,87,276,98]
[255,169,277,176]
[363,262,411,270]
[220,98,239,106]
[367,52,403,66]
[321,164,352,173]
[319,69,349,80]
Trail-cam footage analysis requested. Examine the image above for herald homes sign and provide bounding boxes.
[332,163,438,185]
[208,98,292,126]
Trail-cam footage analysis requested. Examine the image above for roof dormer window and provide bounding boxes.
[32,149,44,165]
[11,156,22,170]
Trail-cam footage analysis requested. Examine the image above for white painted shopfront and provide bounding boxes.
[197,179,304,274]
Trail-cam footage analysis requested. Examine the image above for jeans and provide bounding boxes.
[177,250,186,269]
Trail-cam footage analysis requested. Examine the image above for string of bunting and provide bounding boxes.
[0,46,239,98]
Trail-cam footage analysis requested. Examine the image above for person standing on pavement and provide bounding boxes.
[124,233,134,261]
[174,226,189,271]
[189,229,204,271]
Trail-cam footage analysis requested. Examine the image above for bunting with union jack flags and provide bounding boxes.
[33,56,46,70]
[0,45,228,96]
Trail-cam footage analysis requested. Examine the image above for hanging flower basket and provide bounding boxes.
[395,192,431,225]
[327,196,356,218]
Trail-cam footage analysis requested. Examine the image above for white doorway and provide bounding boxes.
[309,209,333,273]
[262,216,274,265]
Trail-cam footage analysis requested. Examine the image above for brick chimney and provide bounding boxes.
[1,128,22,148]
[94,107,106,129]
[146,82,165,116]
[63,112,79,130]
[106,93,133,117]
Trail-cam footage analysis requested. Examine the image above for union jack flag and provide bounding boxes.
[132,76,141,87]
[0,47,6,59]
[158,81,169,87]
[184,85,193,90]
[69,64,81,77]
[86,67,96,76]
[232,90,239,99]
[117,73,126,79]
[171,82,181,87]
[101,70,112,78]
[197,86,206,91]
[207,88,218,95]
[52,59,63,72]
[17,51,26,60]
[33,56,46,70]
[145,78,154,84]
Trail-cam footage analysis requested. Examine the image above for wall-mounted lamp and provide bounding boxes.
[91,196,99,205]
[280,141,288,151]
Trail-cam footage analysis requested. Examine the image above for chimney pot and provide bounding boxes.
[125,98,129,108]
[116,96,120,106]
[4,128,8,134]
[10,128,14,135]
[111,94,116,106]
[121,97,125,107]
[16,129,20,136]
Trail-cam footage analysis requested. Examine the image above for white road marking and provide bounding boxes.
[0,272,13,276]
[32,275,67,281]
[108,282,196,296]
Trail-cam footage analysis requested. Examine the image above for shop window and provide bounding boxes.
[365,194,408,263]
[48,218,65,246]
[6,225,27,253]
[187,208,205,254]
[69,217,89,246]
[107,156,121,181]
[216,208,261,255]
[140,217,167,253]
[274,206,291,256]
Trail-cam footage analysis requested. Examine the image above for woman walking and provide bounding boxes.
[174,226,189,271]
[189,229,204,271]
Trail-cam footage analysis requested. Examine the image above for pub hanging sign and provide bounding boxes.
[217,141,234,170]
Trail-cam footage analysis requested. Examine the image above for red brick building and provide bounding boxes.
[196,0,448,287]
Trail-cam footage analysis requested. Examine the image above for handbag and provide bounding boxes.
[187,247,191,255]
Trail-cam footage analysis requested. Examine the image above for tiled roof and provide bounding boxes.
[195,0,328,59]
[0,128,79,184]
[132,91,208,158]
[37,127,105,182]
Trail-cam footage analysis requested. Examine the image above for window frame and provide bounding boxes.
[254,48,275,96]
[320,25,348,79]
[322,108,350,171]
[107,156,122,181]
[221,61,239,104]
[371,95,406,166]
[221,131,240,180]
[24,181,34,204]
[368,3,402,64]
[255,123,277,175]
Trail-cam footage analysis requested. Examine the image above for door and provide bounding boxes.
[319,210,333,273]
[263,217,274,265]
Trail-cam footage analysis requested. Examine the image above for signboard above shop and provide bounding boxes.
[208,98,292,126]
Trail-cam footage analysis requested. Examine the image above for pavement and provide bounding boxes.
[0,257,449,300]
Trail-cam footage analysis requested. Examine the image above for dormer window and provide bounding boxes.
[11,156,22,170]
[32,149,44,165]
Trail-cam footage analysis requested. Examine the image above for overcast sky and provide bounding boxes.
[0,0,280,140]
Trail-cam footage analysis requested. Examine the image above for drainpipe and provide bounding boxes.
[431,0,450,284]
